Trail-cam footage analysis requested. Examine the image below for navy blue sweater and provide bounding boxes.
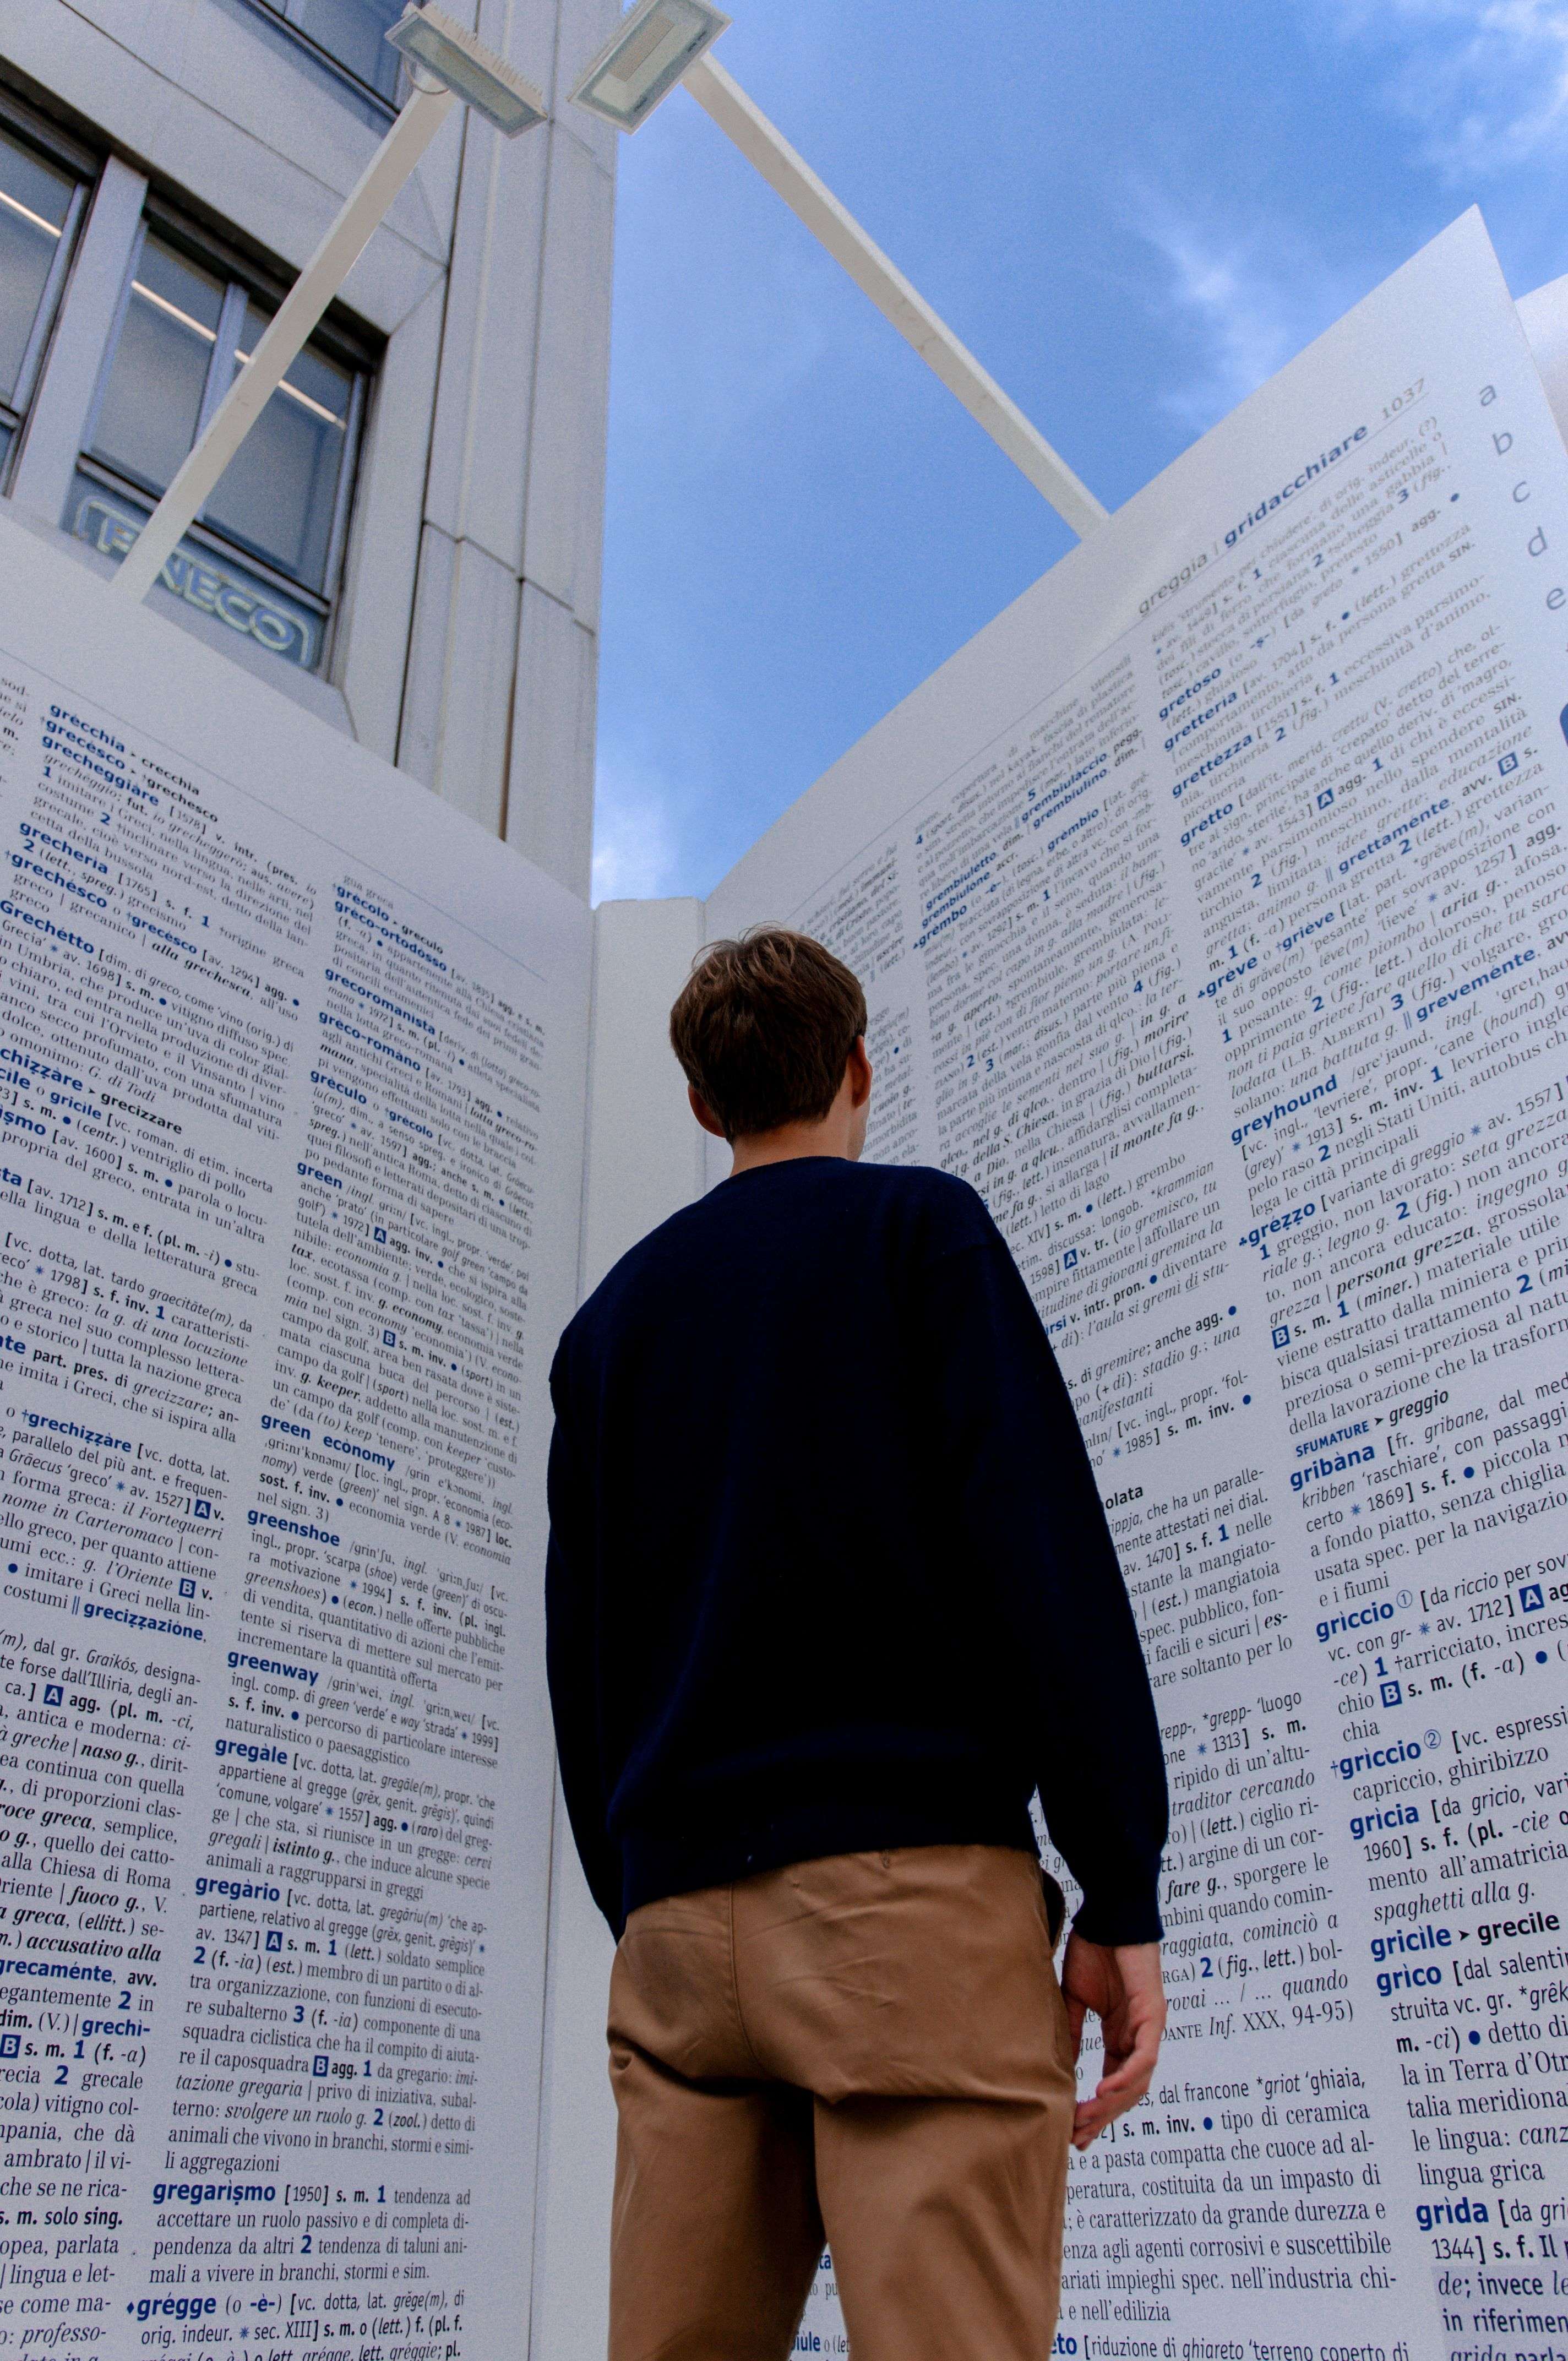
[545,1157,1167,1944]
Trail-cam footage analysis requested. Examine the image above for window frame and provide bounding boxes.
[0,92,95,481]
[237,0,406,116]
[78,195,378,678]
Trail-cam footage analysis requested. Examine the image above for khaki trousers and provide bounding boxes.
[606,1843,1076,2361]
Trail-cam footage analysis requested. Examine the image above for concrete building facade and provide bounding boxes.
[0,0,618,896]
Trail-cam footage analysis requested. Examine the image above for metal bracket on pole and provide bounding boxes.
[111,82,456,607]
[681,54,1108,540]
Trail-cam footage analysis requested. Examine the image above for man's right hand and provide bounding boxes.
[1060,1934,1166,2149]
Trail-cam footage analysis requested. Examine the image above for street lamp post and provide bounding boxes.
[569,0,1107,538]
[113,0,1103,617]
[111,5,547,609]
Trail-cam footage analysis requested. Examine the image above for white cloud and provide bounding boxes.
[1136,205,1343,436]
[1327,0,1568,172]
[590,749,683,906]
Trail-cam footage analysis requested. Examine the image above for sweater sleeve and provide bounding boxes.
[920,1227,1168,1944]
[544,1359,625,1938]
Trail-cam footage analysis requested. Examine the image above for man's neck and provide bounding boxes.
[728,1117,853,1176]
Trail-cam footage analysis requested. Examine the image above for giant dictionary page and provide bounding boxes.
[0,513,591,2359]
[706,210,1568,2360]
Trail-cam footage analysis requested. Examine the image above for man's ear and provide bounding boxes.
[688,1084,728,1140]
[846,1036,873,1108]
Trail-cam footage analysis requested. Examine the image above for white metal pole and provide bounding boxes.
[682,53,1107,540]
[112,82,456,606]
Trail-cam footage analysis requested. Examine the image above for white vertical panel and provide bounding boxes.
[580,895,707,1287]
[337,278,447,758]
[1520,272,1568,451]
[437,535,522,833]
[402,0,617,879]
[421,112,551,569]
[521,131,616,624]
[553,0,625,177]
[508,579,597,899]
[477,0,559,98]
[398,518,458,788]
[399,524,521,831]
[530,894,706,2361]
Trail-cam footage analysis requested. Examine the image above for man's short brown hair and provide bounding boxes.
[669,927,868,1141]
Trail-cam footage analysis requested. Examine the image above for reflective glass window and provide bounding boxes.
[77,212,373,674]
[203,301,355,592]
[90,235,225,496]
[0,126,76,405]
[254,0,405,102]
[0,118,88,492]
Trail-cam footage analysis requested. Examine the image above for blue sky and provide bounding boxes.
[590,0,1568,903]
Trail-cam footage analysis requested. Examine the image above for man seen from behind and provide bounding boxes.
[546,926,1168,2361]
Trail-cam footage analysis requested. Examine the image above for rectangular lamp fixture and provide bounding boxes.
[386,4,548,134]
[570,0,730,132]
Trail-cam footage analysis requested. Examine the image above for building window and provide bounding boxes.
[245,0,406,108]
[69,211,373,674]
[0,119,88,478]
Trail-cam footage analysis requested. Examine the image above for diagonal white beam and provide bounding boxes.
[681,53,1108,540]
[111,83,456,606]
